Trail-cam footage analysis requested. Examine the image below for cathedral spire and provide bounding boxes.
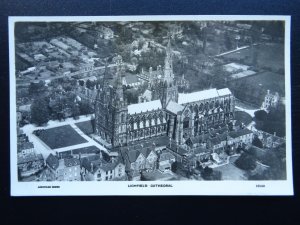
[115,55,124,103]
[163,36,174,84]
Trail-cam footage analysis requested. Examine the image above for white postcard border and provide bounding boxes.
[9,15,293,196]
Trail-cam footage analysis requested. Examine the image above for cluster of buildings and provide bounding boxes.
[17,133,44,178]
[43,151,126,182]
[16,35,101,84]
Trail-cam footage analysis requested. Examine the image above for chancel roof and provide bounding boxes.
[128,100,162,115]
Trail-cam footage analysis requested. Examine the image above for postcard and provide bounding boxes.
[9,15,293,195]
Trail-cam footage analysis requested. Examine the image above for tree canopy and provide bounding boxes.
[235,153,257,171]
[31,97,50,126]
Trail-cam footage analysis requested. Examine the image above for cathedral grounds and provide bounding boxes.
[15,21,286,182]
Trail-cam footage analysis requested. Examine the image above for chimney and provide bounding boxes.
[91,162,94,172]
[267,90,270,95]
[274,132,276,137]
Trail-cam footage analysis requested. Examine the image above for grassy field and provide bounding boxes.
[75,120,94,135]
[235,111,253,126]
[221,43,284,72]
[214,156,248,180]
[229,71,285,106]
[35,125,87,149]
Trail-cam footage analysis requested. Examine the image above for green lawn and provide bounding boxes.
[35,125,87,149]
[235,111,253,126]
[222,43,284,72]
[229,71,285,106]
[75,120,94,135]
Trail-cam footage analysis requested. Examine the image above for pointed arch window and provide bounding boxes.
[183,117,190,129]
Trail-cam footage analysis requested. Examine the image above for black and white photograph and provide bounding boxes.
[9,16,293,195]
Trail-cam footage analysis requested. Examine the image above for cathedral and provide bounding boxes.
[94,39,235,149]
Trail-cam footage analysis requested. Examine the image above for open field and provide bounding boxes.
[75,120,94,135]
[35,125,88,149]
[234,111,253,126]
[229,71,285,106]
[221,43,284,72]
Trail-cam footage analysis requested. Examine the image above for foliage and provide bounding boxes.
[30,97,50,126]
[28,81,48,97]
[254,104,286,137]
[171,161,178,173]
[79,100,94,115]
[252,135,263,148]
[124,88,139,104]
[235,153,257,171]
[254,110,268,121]
[201,167,222,180]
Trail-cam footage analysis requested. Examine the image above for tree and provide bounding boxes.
[28,80,48,97]
[79,100,93,115]
[31,97,50,126]
[224,32,233,50]
[254,110,268,121]
[124,89,138,104]
[201,167,222,180]
[72,103,80,119]
[235,153,257,171]
[171,161,178,172]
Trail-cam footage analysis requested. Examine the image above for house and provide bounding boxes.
[207,133,228,153]
[46,154,81,181]
[17,143,44,177]
[81,155,126,181]
[140,147,158,171]
[257,131,285,148]
[261,90,280,112]
[125,149,146,172]
[158,152,175,172]
[228,128,254,148]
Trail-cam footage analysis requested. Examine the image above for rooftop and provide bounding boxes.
[229,128,253,138]
[159,152,175,162]
[64,158,80,167]
[46,154,59,170]
[18,153,43,165]
[166,101,184,115]
[178,88,232,105]
[128,100,162,115]
[223,62,250,73]
[139,147,155,158]
[124,74,139,84]
[126,150,142,163]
